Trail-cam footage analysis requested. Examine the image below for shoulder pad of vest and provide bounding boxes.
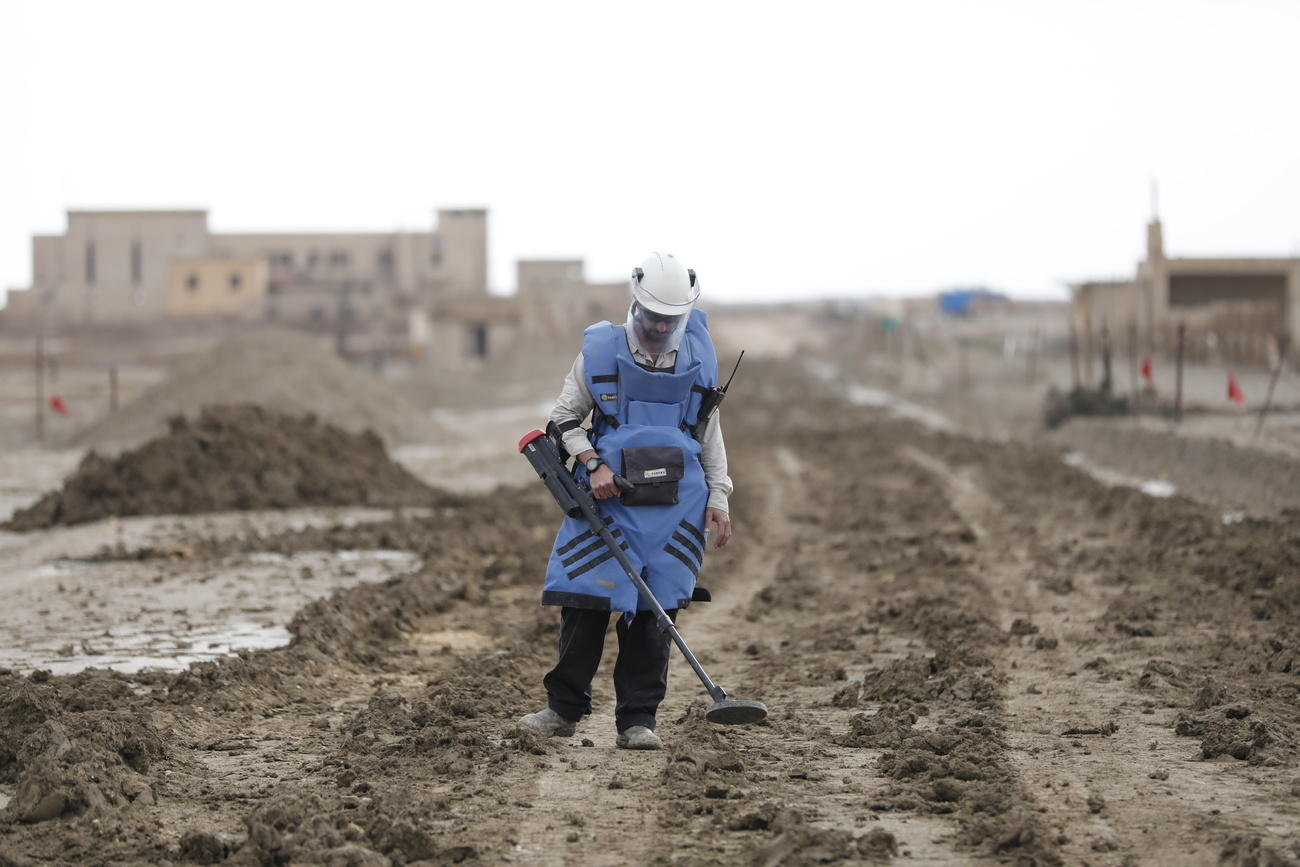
[583,320,618,337]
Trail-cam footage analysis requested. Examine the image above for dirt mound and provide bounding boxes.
[5,405,436,530]
[0,675,166,825]
[77,329,436,451]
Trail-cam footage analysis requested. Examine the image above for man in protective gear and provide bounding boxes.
[518,252,734,750]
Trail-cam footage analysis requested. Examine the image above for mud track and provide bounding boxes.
[3,361,1298,865]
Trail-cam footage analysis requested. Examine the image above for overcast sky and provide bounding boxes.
[3,0,1298,304]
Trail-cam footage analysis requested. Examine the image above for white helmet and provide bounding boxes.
[630,252,700,316]
[626,252,699,353]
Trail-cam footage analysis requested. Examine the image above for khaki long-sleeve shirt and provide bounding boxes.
[548,326,733,513]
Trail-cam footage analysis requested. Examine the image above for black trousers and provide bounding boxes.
[544,606,678,733]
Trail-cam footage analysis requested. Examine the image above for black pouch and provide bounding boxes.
[620,446,684,506]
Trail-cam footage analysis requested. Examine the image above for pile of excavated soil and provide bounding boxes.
[5,405,437,530]
[76,329,435,451]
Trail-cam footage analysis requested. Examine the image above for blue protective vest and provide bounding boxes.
[541,310,718,614]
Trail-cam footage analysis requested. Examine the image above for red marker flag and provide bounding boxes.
[50,395,69,416]
[1227,370,1244,405]
[1140,355,1153,386]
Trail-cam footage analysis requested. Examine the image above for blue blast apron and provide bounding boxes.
[541,310,718,614]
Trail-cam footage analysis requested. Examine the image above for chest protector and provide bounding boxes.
[542,310,718,614]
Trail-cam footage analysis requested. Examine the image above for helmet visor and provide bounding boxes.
[626,302,688,354]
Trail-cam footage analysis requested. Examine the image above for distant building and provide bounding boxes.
[3,208,489,345]
[1071,218,1300,365]
[514,258,627,337]
[3,208,648,364]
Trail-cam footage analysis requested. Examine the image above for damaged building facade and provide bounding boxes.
[3,208,643,364]
[1071,218,1300,370]
[3,208,489,354]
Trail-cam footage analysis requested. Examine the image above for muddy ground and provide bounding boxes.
[3,357,1300,865]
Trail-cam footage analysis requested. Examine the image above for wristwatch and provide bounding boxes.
[584,456,605,473]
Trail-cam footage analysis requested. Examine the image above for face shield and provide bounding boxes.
[627,257,699,355]
[626,301,690,355]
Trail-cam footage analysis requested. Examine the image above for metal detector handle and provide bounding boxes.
[613,474,634,494]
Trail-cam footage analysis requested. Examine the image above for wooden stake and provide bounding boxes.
[1100,322,1113,394]
[1174,322,1186,422]
[1255,334,1291,440]
[1068,319,1081,390]
[1025,328,1039,385]
[1127,320,1139,399]
[35,333,45,442]
[109,364,119,414]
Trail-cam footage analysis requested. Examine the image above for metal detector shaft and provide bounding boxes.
[590,520,727,704]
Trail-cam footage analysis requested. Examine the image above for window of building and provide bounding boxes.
[86,242,96,285]
[330,250,350,267]
[130,241,142,285]
[309,306,324,323]
[186,274,200,292]
[267,305,278,320]
[469,322,488,358]
[229,273,242,292]
[377,248,394,271]
[270,251,294,269]
[359,281,373,295]
[430,237,443,266]
[307,251,319,270]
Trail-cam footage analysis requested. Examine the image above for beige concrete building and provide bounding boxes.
[5,208,489,342]
[514,258,627,338]
[1071,218,1300,367]
[406,257,626,365]
[4,207,652,367]
[166,258,267,318]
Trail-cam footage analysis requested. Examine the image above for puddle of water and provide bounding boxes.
[337,549,416,563]
[0,790,10,811]
[803,358,839,384]
[16,622,294,676]
[428,402,552,425]
[1062,451,1178,499]
[393,444,446,461]
[802,359,955,432]
[1,548,422,676]
[1139,480,1178,498]
[845,384,954,432]
[844,384,891,407]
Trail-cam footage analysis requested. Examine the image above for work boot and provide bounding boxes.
[517,707,576,737]
[615,725,663,750]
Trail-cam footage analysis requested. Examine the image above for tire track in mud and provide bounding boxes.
[906,430,1300,865]
[592,421,1066,864]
